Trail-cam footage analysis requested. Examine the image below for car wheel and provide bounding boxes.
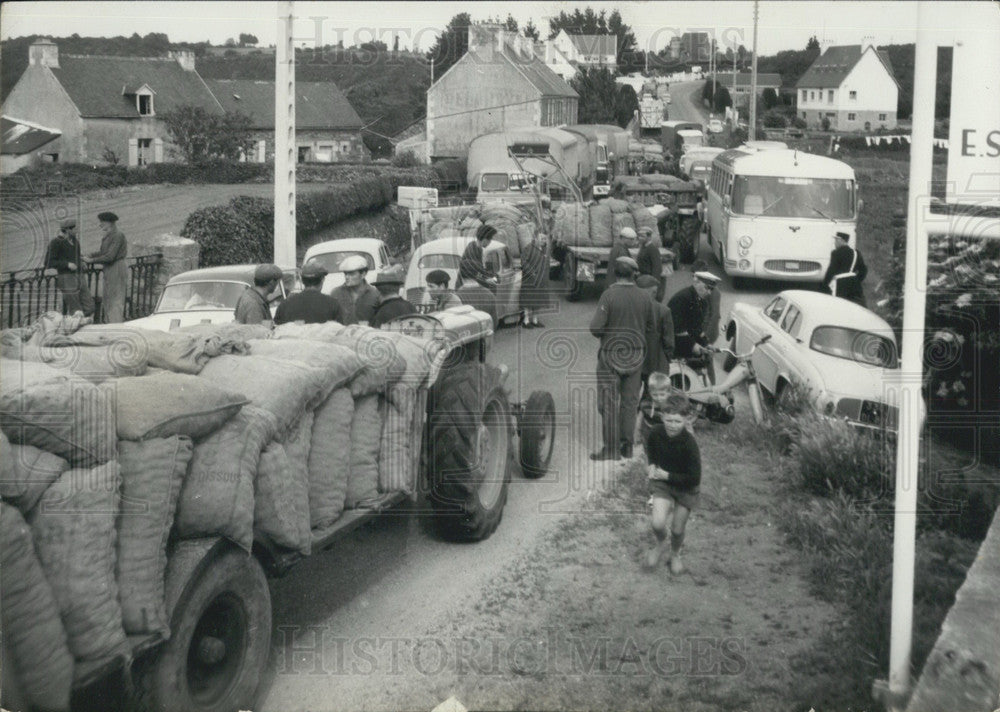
[519,391,556,479]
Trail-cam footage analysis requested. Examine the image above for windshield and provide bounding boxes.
[732,176,855,219]
[481,173,528,193]
[417,254,461,270]
[158,282,248,312]
[306,251,375,273]
[810,326,898,368]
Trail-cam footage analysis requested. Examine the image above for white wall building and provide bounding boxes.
[796,44,899,131]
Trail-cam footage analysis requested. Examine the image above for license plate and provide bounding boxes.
[786,261,799,270]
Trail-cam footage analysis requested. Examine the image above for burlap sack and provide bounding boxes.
[29,462,128,672]
[378,384,416,495]
[631,205,659,237]
[0,431,70,515]
[116,437,192,635]
[612,212,637,239]
[110,372,248,441]
[246,336,380,400]
[376,331,437,392]
[1,359,116,467]
[308,389,353,529]
[1,502,74,712]
[589,203,615,247]
[254,436,310,555]
[14,340,147,384]
[72,325,213,375]
[176,406,277,551]
[346,394,382,508]
[604,197,630,214]
[271,321,347,342]
[553,203,591,247]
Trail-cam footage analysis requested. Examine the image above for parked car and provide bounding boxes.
[404,236,523,326]
[707,118,724,134]
[302,238,395,294]
[725,290,911,431]
[125,265,297,331]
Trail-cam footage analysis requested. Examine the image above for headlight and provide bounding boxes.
[738,259,751,271]
[738,235,753,248]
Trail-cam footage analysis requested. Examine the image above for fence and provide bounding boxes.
[0,253,162,329]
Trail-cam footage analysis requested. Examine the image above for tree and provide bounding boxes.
[523,19,540,41]
[762,87,779,110]
[615,84,639,128]
[485,14,519,32]
[224,37,237,48]
[569,67,637,128]
[161,106,254,163]
[426,13,471,81]
[238,33,258,47]
[806,35,820,52]
[605,10,637,67]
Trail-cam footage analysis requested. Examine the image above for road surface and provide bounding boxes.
[668,80,711,125]
[258,233,784,711]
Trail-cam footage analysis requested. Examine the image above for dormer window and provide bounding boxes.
[138,94,153,115]
[124,84,156,116]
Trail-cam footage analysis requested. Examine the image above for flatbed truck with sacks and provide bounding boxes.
[0,308,556,712]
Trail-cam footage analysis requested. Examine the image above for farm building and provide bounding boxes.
[0,116,62,174]
[426,25,578,161]
[796,44,899,131]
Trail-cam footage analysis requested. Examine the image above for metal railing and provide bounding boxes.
[0,253,163,329]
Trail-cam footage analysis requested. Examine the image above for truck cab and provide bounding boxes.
[593,140,611,197]
[473,167,539,205]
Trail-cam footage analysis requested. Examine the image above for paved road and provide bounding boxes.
[668,80,711,124]
[258,233,779,711]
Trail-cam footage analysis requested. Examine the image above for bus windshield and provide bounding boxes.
[732,176,855,219]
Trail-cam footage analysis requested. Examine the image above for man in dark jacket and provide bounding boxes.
[589,256,656,461]
[636,274,675,392]
[370,268,416,327]
[44,218,95,316]
[86,211,128,322]
[235,263,283,324]
[604,227,635,292]
[823,231,868,307]
[459,224,500,293]
[274,261,342,325]
[667,271,720,362]
[636,226,664,302]
[331,254,381,325]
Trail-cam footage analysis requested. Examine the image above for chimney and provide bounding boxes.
[29,39,59,68]
[468,24,502,58]
[169,49,196,71]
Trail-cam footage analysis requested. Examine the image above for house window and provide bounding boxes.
[137,94,153,115]
[849,90,857,100]
[340,142,350,153]
[801,90,807,103]
[878,113,887,121]
[802,111,807,119]
[828,90,834,103]
[297,146,310,163]
[848,113,856,121]
[136,138,152,166]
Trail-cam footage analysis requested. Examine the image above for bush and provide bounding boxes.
[181,201,272,267]
[391,151,421,168]
[794,418,892,500]
[762,111,788,129]
[791,116,807,129]
[821,117,831,131]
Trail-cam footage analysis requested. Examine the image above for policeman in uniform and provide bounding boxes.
[273,261,342,325]
[331,254,381,326]
[823,231,868,307]
[370,268,417,327]
[235,263,283,324]
[589,255,656,461]
[668,270,721,369]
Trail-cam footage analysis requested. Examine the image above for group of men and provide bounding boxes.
[44,211,129,323]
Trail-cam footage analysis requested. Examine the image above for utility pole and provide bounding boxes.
[749,0,759,137]
[430,57,434,84]
[273,0,296,268]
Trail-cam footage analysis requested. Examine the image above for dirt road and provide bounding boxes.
[0,183,331,273]
[258,242,835,711]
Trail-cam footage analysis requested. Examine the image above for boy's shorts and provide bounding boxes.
[649,479,700,510]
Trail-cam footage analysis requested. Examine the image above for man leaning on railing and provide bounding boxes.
[43,218,95,317]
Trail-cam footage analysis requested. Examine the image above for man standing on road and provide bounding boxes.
[636,274,675,394]
[44,218,95,317]
[590,256,655,461]
[823,231,868,308]
[668,271,721,380]
[273,261,341,325]
[459,224,500,293]
[636,226,664,302]
[235,263,283,325]
[370,268,416,327]
[86,212,128,322]
[605,226,635,292]
[331,254,381,326]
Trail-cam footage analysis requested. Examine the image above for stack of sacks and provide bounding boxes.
[418,203,536,259]
[588,202,615,247]
[1,430,69,513]
[1,358,116,467]
[345,394,382,508]
[308,389,353,531]
[630,204,659,236]
[379,383,417,495]
[604,198,636,238]
[70,324,224,375]
[552,203,591,247]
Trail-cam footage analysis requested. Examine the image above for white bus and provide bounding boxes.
[705,147,859,285]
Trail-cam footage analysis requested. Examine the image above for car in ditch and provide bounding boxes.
[125,264,298,331]
[301,237,397,294]
[724,290,908,431]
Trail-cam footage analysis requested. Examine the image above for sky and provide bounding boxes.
[1,1,994,56]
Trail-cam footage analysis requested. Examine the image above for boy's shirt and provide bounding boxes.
[645,426,702,491]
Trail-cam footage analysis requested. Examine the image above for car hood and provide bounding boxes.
[126,310,236,332]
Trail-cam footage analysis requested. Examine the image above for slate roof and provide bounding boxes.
[1,116,61,154]
[566,34,617,58]
[49,55,223,117]
[500,40,578,98]
[714,73,782,88]
[796,45,899,89]
[206,79,363,130]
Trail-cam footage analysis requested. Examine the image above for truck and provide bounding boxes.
[660,120,706,170]
[466,128,597,202]
[0,313,557,712]
[562,124,631,198]
[608,174,704,263]
[639,93,668,135]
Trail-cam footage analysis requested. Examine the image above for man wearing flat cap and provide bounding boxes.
[636,226,665,303]
[86,211,128,322]
[44,218,95,317]
[589,254,655,461]
[331,254,381,326]
[274,260,341,325]
[823,231,868,307]
[370,267,417,327]
[604,226,635,292]
[235,263,283,324]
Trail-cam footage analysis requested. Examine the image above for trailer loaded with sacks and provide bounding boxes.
[550,197,676,301]
[0,308,556,712]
